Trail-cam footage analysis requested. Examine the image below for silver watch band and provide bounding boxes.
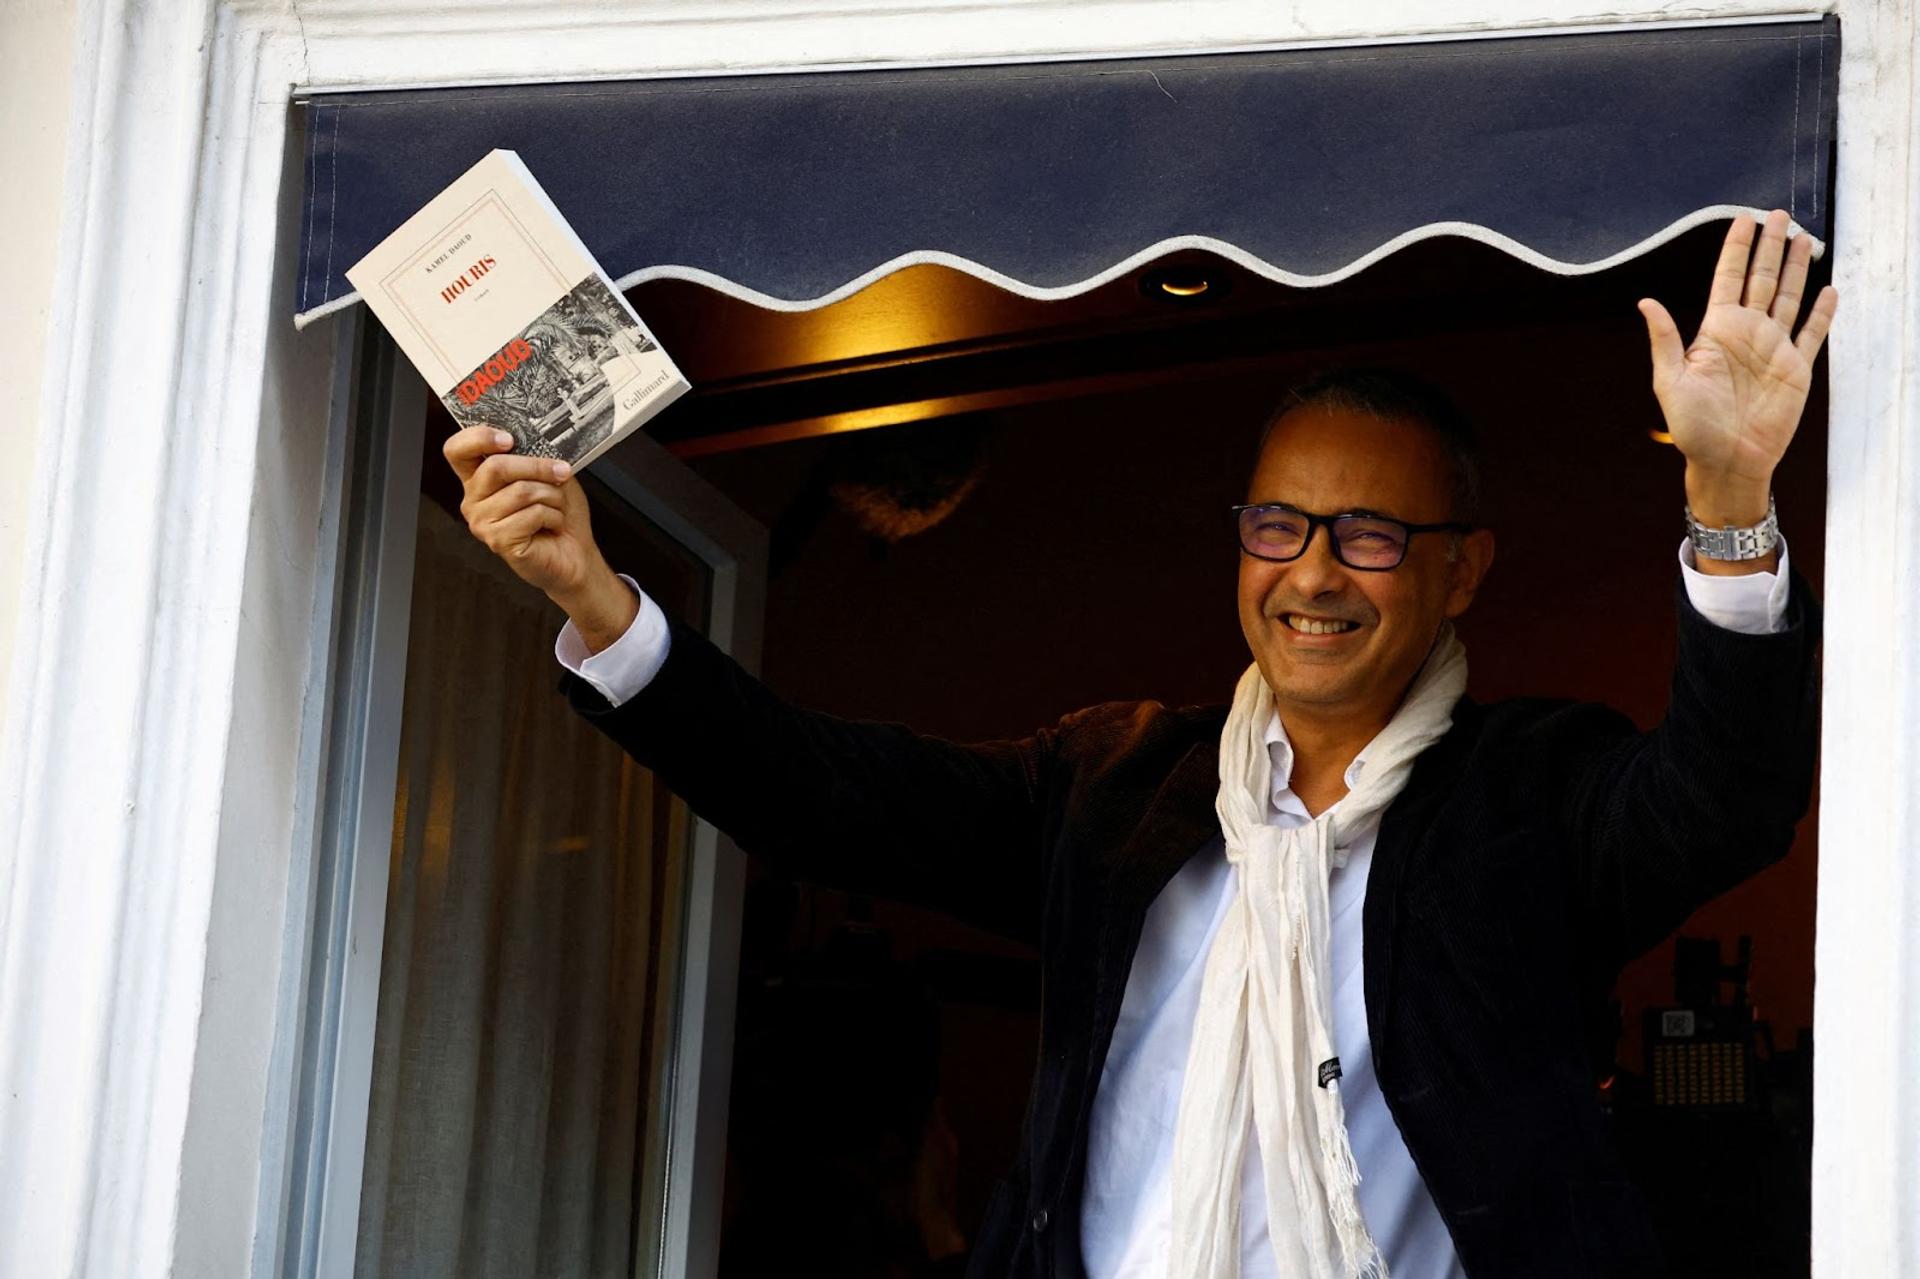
[1685,494,1779,561]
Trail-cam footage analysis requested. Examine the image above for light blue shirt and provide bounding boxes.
[1079,723,1452,1279]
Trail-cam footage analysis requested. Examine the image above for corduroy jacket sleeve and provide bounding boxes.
[557,615,1060,944]
[1556,569,1822,968]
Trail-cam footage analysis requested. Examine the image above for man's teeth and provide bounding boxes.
[1284,614,1357,635]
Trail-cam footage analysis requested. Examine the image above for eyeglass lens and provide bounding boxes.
[1238,507,1410,568]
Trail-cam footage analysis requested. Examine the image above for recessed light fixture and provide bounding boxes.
[1141,264,1227,303]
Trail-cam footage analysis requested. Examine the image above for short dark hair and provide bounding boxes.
[1257,368,1485,525]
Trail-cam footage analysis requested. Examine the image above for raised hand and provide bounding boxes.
[443,427,638,649]
[1637,210,1838,521]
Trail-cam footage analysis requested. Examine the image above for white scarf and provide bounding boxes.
[1169,625,1467,1279]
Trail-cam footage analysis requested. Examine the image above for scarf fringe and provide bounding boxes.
[1317,1082,1388,1278]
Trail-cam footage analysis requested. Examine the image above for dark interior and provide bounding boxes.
[599,224,1827,1277]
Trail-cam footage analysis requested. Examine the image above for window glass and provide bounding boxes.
[353,489,704,1277]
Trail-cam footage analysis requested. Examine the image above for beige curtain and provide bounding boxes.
[356,500,689,1279]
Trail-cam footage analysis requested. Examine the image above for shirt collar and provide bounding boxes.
[1262,710,1372,815]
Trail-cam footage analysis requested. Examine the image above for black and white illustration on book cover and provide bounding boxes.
[441,274,674,464]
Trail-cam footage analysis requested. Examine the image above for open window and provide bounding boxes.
[633,221,1828,1277]
[287,18,1837,1277]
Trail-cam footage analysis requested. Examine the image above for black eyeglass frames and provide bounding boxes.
[1232,502,1473,571]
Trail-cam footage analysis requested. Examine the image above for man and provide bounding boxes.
[443,211,1835,1278]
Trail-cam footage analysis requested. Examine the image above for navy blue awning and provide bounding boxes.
[294,19,1837,326]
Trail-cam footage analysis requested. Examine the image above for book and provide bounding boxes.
[346,149,688,471]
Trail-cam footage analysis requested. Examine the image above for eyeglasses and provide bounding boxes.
[1232,502,1473,571]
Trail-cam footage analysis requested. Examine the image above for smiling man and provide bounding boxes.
[443,211,1833,1278]
[1232,391,1494,819]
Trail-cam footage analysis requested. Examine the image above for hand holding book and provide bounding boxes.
[442,425,635,647]
[352,150,682,645]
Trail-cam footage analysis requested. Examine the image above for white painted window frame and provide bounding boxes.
[0,1,1912,1277]
[272,312,761,1279]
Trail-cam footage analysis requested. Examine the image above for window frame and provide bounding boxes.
[2,5,1912,1278]
[276,314,764,1279]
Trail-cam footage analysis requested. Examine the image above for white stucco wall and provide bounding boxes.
[0,0,77,735]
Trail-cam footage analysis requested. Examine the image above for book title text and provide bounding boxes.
[439,254,498,305]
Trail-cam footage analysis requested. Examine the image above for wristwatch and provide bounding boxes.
[1685,494,1780,561]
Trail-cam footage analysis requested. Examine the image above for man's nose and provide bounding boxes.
[1285,525,1351,597]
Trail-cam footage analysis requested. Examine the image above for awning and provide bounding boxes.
[293,18,1837,328]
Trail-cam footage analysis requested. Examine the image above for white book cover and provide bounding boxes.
[346,149,688,471]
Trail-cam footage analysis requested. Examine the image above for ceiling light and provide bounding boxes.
[1141,265,1227,303]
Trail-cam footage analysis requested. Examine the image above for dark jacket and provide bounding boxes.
[559,573,1820,1279]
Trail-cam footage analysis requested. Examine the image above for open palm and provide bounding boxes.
[1638,210,1839,487]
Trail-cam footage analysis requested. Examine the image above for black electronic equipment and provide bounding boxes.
[1644,935,1762,1111]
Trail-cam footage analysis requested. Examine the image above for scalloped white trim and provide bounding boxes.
[292,205,1823,328]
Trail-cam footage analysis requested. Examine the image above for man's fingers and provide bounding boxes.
[443,427,517,484]
[465,479,567,527]
[1708,215,1757,309]
[468,452,571,502]
[1769,232,1813,327]
[482,502,565,558]
[1741,210,1790,313]
[1638,298,1686,388]
[1793,285,1839,363]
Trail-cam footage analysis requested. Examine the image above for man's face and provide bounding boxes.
[1237,404,1495,728]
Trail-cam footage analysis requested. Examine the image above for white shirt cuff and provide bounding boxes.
[1676,535,1791,635]
[553,573,671,707]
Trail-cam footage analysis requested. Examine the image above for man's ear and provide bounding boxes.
[1443,528,1496,619]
